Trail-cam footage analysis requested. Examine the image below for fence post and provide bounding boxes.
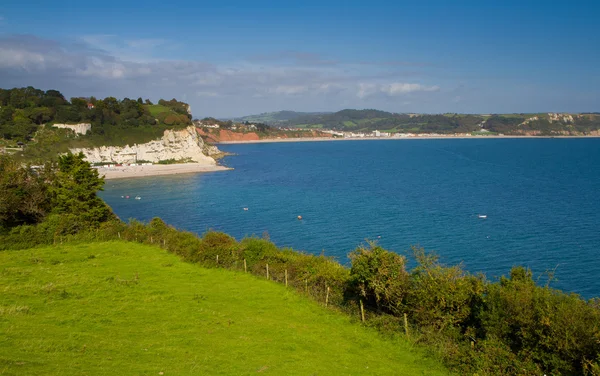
[305,279,308,294]
[118,232,121,239]
[360,299,365,323]
[266,264,269,280]
[216,255,219,264]
[403,313,409,337]
[285,269,288,287]
[244,259,247,273]
[325,286,330,307]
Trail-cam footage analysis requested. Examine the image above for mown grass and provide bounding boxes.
[144,104,173,117]
[0,241,448,376]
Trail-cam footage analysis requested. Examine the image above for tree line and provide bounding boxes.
[0,87,192,141]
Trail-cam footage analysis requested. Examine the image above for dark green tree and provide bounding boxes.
[0,155,52,231]
[49,152,115,229]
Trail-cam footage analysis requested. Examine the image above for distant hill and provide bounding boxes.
[235,109,600,135]
[232,110,330,125]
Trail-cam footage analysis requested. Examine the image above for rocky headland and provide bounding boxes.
[72,126,218,165]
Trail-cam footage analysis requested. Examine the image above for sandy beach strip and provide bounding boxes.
[217,134,600,144]
[98,163,232,180]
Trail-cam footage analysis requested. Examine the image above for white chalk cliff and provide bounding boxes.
[71,126,218,165]
[52,123,92,135]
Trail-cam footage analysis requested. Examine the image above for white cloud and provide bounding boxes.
[0,34,444,116]
[357,83,377,98]
[358,82,440,98]
[271,85,309,95]
[0,48,45,68]
[196,91,221,97]
[381,83,440,95]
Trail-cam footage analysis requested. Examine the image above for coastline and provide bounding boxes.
[217,134,600,144]
[98,163,232,180]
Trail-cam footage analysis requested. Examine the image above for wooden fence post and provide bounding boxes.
[118,232,121,239]
[403,313,409,337]
[216,255,219,264]
[244,259,247,273]
[305,279,308,293]
[325,286,330,307]
[266,264,269,280]
[285,269,288,287]
[360,299,365,323]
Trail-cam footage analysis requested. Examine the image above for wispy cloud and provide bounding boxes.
[0,34,443,116]
[248,50,339,66]
[357,82,440,98]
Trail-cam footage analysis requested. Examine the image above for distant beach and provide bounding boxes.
[98,163,231,180]
[217,134,600,144]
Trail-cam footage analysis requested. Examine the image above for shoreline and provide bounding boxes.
[98,163,232,180]
[217,134,600,144]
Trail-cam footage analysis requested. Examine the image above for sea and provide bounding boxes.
[99,138,600,298]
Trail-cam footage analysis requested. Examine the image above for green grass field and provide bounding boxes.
[144,104,173,117]
[0,242,448,375]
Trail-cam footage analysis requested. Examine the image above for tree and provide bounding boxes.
[0,155,52,231]
[70,97,88,109]
[26,107,53,125]
[49,152,114,229]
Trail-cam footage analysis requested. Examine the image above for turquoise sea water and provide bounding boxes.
[99,139,600,298]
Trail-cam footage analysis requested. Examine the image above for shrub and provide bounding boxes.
[405,247,484,334]
[349,242,410,314]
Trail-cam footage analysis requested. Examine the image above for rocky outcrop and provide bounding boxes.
[72,126,219,165]
[52,123,92,135]
[197,128,261,143]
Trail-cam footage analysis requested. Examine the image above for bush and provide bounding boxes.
[349,242,410,314]
[480,266,600,375]
[406,247,484,333]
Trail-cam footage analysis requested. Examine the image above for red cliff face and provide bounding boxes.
[197,128,261,142]
[196,128,333,142]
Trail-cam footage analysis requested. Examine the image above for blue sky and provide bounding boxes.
[0,0,598,117]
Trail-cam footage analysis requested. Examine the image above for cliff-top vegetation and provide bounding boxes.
[0,87,198,162]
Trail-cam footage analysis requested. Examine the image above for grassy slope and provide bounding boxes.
[0,242,448,376]
[145,104,172,117]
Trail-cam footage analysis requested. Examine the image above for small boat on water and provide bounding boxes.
[478,214,487,219]
[135,196,141,200]
[243,207,249,211]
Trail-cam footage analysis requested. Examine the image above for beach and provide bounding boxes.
[216,134,600,144]
[98,163,232,180]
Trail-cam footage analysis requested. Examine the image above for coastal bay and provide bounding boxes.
[100,138,600,298]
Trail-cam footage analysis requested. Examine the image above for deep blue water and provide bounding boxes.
[99,139,600,298]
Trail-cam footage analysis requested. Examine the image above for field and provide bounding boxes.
[144,104,173,117]
[0,241,448,375]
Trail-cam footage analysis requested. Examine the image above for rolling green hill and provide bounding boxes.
[237,109,600,135]
[0,241,448,375]
[232,110,330,125]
